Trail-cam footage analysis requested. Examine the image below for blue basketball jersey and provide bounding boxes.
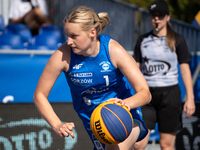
[64,34,147,148]
[65,34,134,121]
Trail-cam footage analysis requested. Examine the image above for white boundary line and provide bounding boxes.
[0,50,199,56]
[0,50,55,55]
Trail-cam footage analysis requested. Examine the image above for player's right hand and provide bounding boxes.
[56,122,75,138]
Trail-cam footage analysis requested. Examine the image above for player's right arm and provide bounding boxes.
[136,62,142,70]
[33,43,75,138]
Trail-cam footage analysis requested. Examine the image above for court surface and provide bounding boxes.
[146,142,160,150]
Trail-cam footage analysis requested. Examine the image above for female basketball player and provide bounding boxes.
[133,0,196,150]
[33,6,151,150]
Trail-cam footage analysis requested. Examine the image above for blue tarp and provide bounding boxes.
[0,53,72,103]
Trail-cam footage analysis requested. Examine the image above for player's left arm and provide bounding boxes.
[109,39,151,110]
[180,63,196,118]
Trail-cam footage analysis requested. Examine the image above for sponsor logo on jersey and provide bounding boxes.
[143,56,171,76]
[81,87,109,95]
[73,64,83,69]
[99,61,111,72]
[69,72,93,77]
[83,96,91,105]
[71,78,93,86]
[69,72,93,86]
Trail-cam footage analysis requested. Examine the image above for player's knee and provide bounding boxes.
[133,141,147,150]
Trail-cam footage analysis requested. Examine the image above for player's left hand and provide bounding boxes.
[106,98,130,111]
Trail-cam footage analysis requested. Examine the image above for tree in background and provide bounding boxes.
[122,0,200,24]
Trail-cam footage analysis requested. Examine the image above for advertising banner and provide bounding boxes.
[0,103,93,150]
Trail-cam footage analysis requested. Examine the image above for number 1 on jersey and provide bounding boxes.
[103,75,109,86]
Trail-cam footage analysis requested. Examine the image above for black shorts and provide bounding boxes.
[141,84,182,133]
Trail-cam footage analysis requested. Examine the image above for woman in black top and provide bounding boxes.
[133,0,195,150]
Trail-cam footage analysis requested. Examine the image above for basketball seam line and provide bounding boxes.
[103,106,128,138]
[100,106,117,143]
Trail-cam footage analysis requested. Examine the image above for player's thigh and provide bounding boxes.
[141,103,157,130]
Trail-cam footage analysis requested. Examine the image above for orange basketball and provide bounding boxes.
[90,101,134,145]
